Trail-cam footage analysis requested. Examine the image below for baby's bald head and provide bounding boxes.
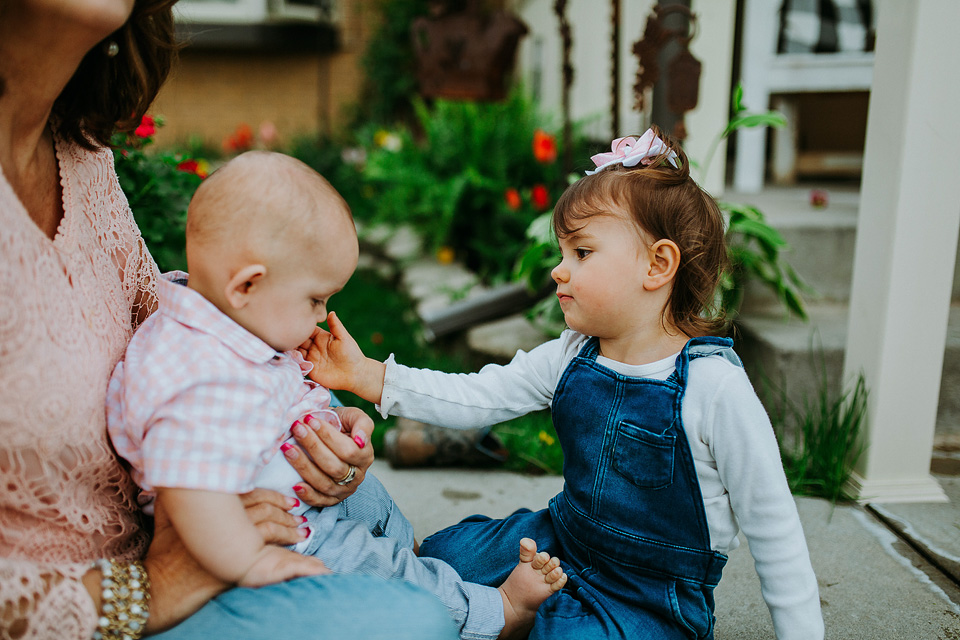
[186,150,352,264]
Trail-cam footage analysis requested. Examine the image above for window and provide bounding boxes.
[175,0,336,25]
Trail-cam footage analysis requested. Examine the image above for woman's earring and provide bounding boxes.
[104,40,120,58]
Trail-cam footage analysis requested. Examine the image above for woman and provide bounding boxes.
[0,2,456,638]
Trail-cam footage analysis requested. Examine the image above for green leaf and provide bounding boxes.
[722,112,788,138]
[732,83,745,115]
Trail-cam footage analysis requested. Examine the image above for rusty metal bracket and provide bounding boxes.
[632,4,701,140]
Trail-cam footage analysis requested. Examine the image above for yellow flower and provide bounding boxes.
[538,430,555,446]
[436,246,455,265]
[374,130,402,151]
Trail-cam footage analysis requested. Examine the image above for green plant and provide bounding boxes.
[493,411,564,475]
[112,116,206,272]
[710,85,813,322]
[356,0,431,126]
[718,200,812,321]
[765,348,868,502]
[360,90,569,282]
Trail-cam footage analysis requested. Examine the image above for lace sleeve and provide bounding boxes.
[130,232,160,331]
[0,558,98,640]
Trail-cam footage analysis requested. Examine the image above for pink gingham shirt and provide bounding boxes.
[106,274,337,507]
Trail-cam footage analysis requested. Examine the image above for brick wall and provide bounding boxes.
[150,0,374,149]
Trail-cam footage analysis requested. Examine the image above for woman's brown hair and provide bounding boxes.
[53,0,179,149]
[553,126,729,337]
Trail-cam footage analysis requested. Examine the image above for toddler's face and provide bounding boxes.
[551,210,652,339]
[241,234,359,353]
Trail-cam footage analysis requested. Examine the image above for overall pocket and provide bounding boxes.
[612,419,676,490]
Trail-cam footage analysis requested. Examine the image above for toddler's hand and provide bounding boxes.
[300,312,383,402]
[239,545,329,588]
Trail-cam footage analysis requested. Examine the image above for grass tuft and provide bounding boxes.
[763,344,868,502]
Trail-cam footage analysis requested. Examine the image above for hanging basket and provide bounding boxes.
[412,5,528,101]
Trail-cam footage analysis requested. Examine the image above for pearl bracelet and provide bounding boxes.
[90,558,150,640]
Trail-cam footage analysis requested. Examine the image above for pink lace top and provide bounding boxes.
[0,135,159,639]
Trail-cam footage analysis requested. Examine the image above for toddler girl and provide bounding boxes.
[305,127,824,639]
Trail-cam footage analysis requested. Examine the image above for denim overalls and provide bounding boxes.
[419,337,736,639]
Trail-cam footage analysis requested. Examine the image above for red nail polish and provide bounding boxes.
[301,527,311,538]
[293,484,304,493]
[299,515,308,523]
[291,419,302,429]
[288,498,300,508]
[280,443,294,453]
[353,434,366,448]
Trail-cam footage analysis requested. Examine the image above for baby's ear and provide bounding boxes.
[224,264,267,309]
[643,239,681,291]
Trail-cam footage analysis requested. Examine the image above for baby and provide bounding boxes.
[106,151,565,640]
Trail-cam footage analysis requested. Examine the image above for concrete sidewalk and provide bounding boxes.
[370,460,960,638]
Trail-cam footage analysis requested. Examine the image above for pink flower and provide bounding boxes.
[259,121,279,148]
[533,130,557,164]
[531,184,550,211]
[134,115,156,138]
[504,188,522,211]
[809,189,829,208]
[587,128,679,175]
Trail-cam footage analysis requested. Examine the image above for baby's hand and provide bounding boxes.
[239,545,329,588]
[300,312,385,403]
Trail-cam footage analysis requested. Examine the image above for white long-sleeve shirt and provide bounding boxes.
[378,329,824,640]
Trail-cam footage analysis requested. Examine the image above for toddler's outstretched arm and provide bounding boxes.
[300,312,386,404]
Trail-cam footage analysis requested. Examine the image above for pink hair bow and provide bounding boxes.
[586,128,680,175]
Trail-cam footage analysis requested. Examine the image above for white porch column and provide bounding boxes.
[842,0,960,503]
[686,0,737,197]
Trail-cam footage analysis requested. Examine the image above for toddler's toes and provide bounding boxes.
[518,538,538,563]
[530,550,551,571]
[539,555,560,576]
[548,569,568,592]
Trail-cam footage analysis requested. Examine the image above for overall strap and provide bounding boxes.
[669,336,739,387]
[578,336,602,361]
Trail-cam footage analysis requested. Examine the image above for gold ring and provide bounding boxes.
[336,465,358,486]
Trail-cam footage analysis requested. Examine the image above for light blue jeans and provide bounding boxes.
[152,573,459,640]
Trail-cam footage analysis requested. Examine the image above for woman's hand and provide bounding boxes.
[239,488,311,547]
[280,409,375,507]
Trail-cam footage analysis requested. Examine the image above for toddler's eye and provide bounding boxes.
[576,248,591,259]
[311,298,324,308]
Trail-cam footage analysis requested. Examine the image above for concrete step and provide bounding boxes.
[725,186,960,304]
[734,301,960,442]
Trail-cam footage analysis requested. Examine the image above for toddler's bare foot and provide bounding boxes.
[497,537,567,639]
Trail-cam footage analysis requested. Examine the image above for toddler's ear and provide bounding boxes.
[224,264,267,309]
[643,239,680,291]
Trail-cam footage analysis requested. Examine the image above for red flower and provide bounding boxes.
[223,123,254,153]
[134,115,156,138]
[504,188,522,211]
[533,129,557,164]
[177,159,209,179]
[531,184,550,211]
